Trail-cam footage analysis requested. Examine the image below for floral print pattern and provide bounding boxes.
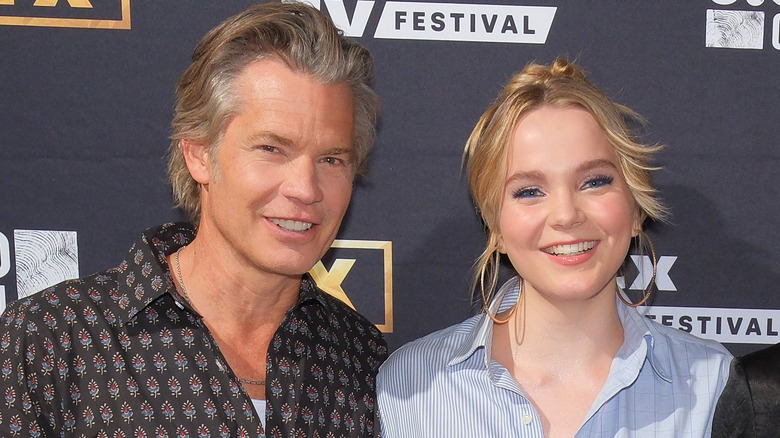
[0,223,387,437]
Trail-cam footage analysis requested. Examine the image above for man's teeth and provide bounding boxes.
[544,241,596,256]
[270,219,313,232]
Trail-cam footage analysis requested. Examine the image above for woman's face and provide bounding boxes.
[497,105,640,304]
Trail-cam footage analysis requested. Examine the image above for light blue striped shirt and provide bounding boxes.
[377,278,732,437]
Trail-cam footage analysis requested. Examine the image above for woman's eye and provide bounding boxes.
[512,187,543,199]
[582,175,614,190]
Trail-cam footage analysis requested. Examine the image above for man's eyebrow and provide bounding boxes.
[245,134,353,157]
[322,147,354,156]
[247,132,294,147]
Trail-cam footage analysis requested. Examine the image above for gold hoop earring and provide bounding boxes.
[481,249,516,324]
[619,230,657,307]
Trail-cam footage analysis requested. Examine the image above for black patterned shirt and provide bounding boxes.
[0,223,388,437]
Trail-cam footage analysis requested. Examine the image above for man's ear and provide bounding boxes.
[181,139,212,184]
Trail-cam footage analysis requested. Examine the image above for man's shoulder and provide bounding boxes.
[2,270,120,326]
[311,287,384,337]
[742,342,780,366]
[0,221,188,333]
[303,286,389,366]
[741,342,780,383]
[0,271,123,368]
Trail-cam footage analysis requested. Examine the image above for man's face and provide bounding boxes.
[194,58,355,280]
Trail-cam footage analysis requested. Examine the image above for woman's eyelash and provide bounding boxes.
[583,175,614,189]
[510,174,614,199]
[512,187,544,199]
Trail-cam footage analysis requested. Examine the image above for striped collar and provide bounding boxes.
[446,276,671,383]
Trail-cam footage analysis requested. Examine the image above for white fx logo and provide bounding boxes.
[618,255,678,291]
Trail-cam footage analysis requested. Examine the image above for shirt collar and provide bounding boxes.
[447,277,520,368]
[299,274,330,306]
[114,222,196,325]
[115,223,326,325]
[445,276,671,382]
[622,301,672,382]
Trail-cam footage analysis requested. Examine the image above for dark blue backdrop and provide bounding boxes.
[1,0,778,356]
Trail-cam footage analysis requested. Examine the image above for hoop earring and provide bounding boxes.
[619,230,657,307]
[481,249,516,324]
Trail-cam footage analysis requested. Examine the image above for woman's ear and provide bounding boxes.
[181,139,213,184]
[631,208,644,237]
[497,234,506,254]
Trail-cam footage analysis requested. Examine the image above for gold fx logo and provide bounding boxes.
[0,0,130,29]
[309,239,393,333]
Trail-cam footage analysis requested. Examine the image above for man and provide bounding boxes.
[0,2,386,437]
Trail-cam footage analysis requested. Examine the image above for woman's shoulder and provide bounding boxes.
[379,314,482,378]
[643,316,733,370]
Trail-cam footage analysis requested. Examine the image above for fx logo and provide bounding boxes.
[0,0,130,29]
[617,255,678,292]
[309,239,393,333]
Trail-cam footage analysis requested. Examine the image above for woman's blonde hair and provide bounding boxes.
[464,58,668,308]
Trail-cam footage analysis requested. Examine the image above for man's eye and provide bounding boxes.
[323,157,345,166]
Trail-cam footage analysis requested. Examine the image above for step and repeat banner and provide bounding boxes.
[0,0,778,355]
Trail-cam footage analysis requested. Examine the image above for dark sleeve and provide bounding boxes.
[371,326,388,438]
[712,358,756,438]
[741,344,780,438]
[0,301,52,435]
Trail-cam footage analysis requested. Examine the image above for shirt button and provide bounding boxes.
[522,414,532,425]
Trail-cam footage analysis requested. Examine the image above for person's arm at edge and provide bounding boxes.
[712,357,756,438]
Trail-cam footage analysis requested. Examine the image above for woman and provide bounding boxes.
[377,59,732,437]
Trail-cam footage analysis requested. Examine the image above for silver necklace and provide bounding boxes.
[173,247,265,387]
[174,247,194,307]
[236,377,266,386]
